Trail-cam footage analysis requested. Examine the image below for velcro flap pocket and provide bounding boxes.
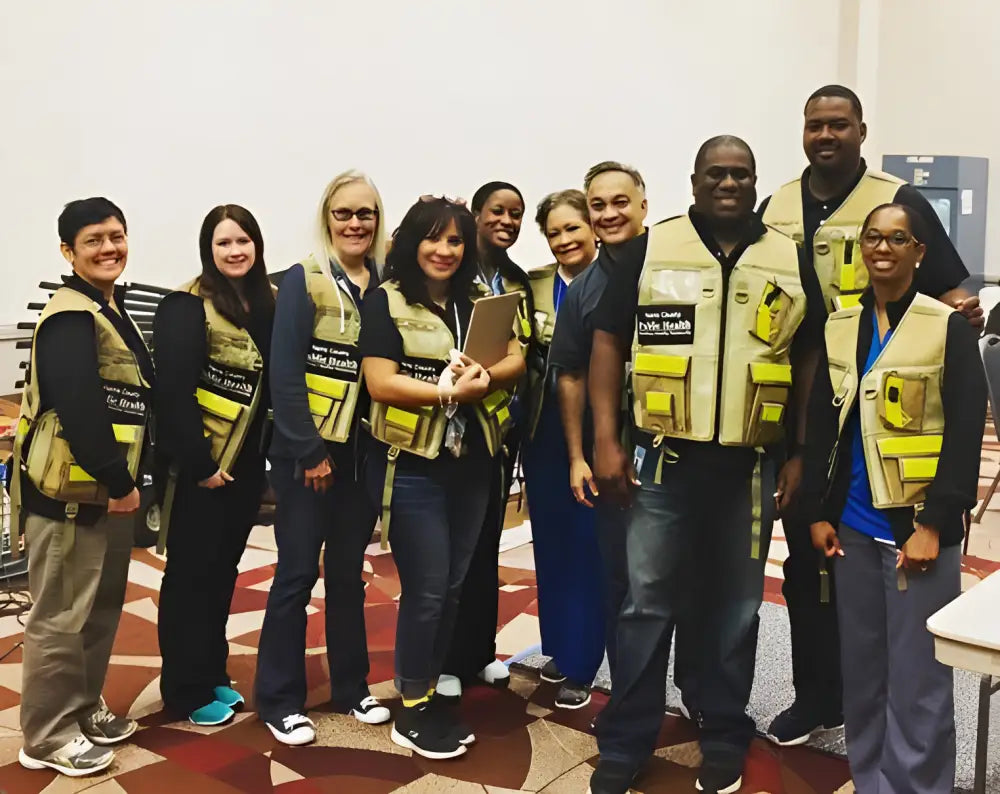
[305,373,347,400]
[307,392,334,417]
[877,434,942,502]
[750,362,792,386]
[634,353,689,377]
[759,402,785,424]
[632,353,690,433]
[899,456,939,482]
[877,372,927,432]
[112,423,139,443]
[196,388,243,421]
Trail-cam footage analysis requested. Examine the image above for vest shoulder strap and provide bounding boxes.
[40,286,101,321]
[761,180,805,230]
[862,168,906,188]
[527,263,558,283]
[644,216,710,264]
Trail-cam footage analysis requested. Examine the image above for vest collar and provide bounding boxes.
[63,272,127,307]
[858,281,919,329]
[687,208,767,267]
[800,158,868,210]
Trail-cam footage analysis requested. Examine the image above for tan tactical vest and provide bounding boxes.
[631,217,806,447]
[763,168,904,312]
[13,287,149,507]
[368,281,512,459]
[500,274,534,349]
[180,277,264,473]
[824,293,950,508]
[302,257,364,443]
[524,264,560,437]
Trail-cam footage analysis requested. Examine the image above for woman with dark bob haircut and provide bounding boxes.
[154,204,275,726]
[360,197,525,760]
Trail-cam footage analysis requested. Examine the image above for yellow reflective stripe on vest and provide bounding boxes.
[833,293,863,311]
[876,434,943,456]
[307,392,333,416]
[759,403,784,423]
[647,392,675,416]
[634,353,689,377]
[68,465,96,483]
[755,284,783,341]
[195,388,242,421]
[495,406,511,427]
[385,406,420,433]
[305,373,348,399]
[900,457,938,481]
[749,362,792,385]
[482,389,508,414]
[112,424,139,443]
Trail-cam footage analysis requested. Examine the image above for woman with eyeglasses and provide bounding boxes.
[255,171,389,746]
[155,205,275,726]
[361,196,525,759]
[439,181,532,697]
[802,203,985,794]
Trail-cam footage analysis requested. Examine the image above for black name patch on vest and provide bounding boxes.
[202,361,258,406]
[307,339,359,382]
[102,380,148,422]
[637,305,695,345]
[400,357,445,384]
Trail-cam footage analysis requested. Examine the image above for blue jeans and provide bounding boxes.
[597,442,774,769]
[367,451,492,699]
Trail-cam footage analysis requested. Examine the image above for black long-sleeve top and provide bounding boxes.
[152,291,272,481]
[800,286,986,548]
[268,260,379,475]
[21,274,155,525]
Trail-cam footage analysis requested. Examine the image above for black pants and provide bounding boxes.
[254,456,377,722]
[781,517,842,715]
[158,452,264,717]
[368,452,492,699]
[594,499,628,680]
[444,436,519,681]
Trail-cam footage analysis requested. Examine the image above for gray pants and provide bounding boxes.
[20,511,133,756]
[835,523,959,794]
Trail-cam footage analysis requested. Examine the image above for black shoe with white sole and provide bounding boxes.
[555,680,592,710]
[695,758,743,794]
[540,659,567,683]
[350,695,391,725]
[428,694,476,745]
[765,700,843,746]
[390,702,466,759]
[265,713,316,746]
[588,759,639,794]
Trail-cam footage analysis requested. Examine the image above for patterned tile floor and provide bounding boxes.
[0,425,998,793]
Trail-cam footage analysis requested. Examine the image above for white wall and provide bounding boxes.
[872,0,999,275]
[0,0,839,332]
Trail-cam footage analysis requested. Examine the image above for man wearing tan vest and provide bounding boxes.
[759,84,982,747]
[585,137,826,794]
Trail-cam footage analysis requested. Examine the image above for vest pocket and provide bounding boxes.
[876,370,928,432]
[632,353,690,434]
[197,388,245,466]
[378,405,436,450]
[306,373,349,437]
[745,362,792,445]
[876,434,941,504]
[750,282,793,346]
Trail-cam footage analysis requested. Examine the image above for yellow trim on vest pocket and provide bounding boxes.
[112,424,139,443]
[634,353,689,378]
[307,392,333,416]
[877,434,943,457]
[759,402,785,423]
[839,262,856,292]
[482,390,509,414]
[749,362,792,385]
[899,456,939,481]
[833,293,863,311]
[196,388,242,421]
[385,406,419,432]
[68,465,96,483]
[495,406,511,427]
[305,373,347,399]
[646,392,675,416]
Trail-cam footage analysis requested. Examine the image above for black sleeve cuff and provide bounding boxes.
[100,462,136,499]
[915,498,957,532]
[299,440,329,471]
[191,455,220,484]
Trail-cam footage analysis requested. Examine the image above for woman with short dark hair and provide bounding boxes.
[154,204,275,726]
[361,196,525,759]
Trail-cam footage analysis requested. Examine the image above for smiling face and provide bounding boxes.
[61,216,128,290]
[586,170,647,245]
[212,218,256,279]
[417,218,465,283]
[327,180,379,263]
[691,143,757,224]
[544,203,598,268]
[476,189,524,250]
[860,206,925,287]
[803,96,866,177]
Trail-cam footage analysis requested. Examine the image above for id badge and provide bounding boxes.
[446,413,467,458]
[633,445,646,475]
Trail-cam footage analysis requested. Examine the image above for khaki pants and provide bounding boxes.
[19,510,133,756]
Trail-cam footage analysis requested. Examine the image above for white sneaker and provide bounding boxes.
[265,713,316,746]
[477,659,510,686]
[350,695,391,725]
[436,674,463,698]
[19,736,114,777]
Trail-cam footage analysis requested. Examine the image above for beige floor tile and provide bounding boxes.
[394,773,486,792]
[0,733,21,766]
[508,671,540,702]
[125,559,167,591]
[526,702,553,719]
[72,781,129,794]
[128,675,163,720]
[834,783,856,793]
[121,597,159,624]
[236,547,278,574]
[313,711,408,756]
[108,655,162,668]
[38,744,164,794]
[0,661,21,693]
[537,763,596,793]
[483,787,525,794]
[270,757,305,785]
[0,704,20,730]
[494,614,541,657]
[225,610,268,640]
[653,740,701,768]
[521,719,599,792]
[246,524,277,552]
[169,710,254,735]
[498,544,537,572]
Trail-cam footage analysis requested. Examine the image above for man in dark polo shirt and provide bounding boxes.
[759,84,982,748]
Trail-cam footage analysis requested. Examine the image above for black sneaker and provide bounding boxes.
[555,680,592,710]
[390,702,466,759]
[540,659,567,683]
[588,759,639,793]
[428,694,476,745]
[265,713,316,746]
[695,758,743,794]
[766,700,844,747]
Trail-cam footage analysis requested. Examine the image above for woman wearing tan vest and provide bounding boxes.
[361,197,525,759]
[154,205,274,726]
[803,204,985,794]
[255,171,389,745]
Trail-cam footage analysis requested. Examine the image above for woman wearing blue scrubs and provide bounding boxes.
[521,189,603,708]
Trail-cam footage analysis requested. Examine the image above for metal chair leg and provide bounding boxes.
[973,470,1000,524]
[974,674,998,794]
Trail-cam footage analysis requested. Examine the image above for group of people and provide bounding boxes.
[6,83,988,794]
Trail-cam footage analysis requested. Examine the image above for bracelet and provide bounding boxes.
[484,369,493,387]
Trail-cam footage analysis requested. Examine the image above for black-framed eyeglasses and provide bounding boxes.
[330,207,378,222]
[860,229,919,250]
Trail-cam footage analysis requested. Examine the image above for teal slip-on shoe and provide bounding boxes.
[213,686,245,710]
[189,701,235,726]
